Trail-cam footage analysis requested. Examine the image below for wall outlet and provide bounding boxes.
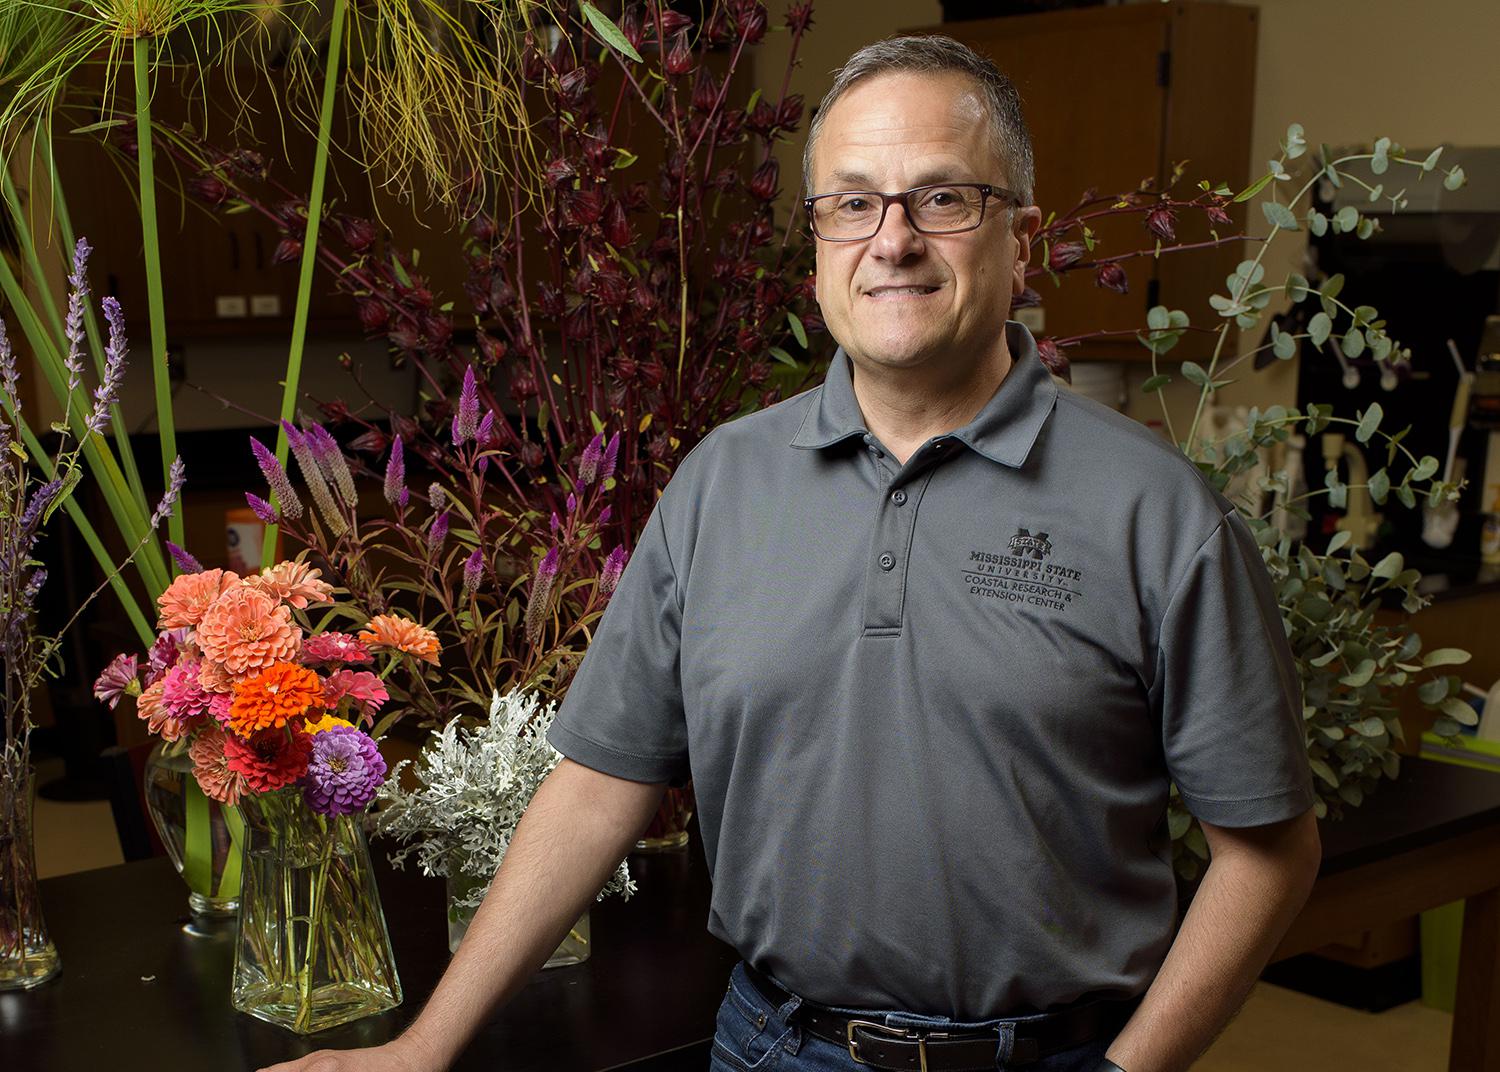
[250,294,282,317]
[215,295,248,318]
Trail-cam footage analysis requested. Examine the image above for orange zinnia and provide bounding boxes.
[227,662,324,737]
[359,614,440,665]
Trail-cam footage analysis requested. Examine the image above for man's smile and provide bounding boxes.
[863,284,942,299]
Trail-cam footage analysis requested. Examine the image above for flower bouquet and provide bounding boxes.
[99,557,441,1032]
[375,689,635,964]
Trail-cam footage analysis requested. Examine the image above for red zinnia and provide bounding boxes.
[223,727,313,794]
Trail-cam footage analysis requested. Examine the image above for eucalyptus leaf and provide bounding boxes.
[1181,362,1211,388]
[1422,648,1471,668]
[1147,305,1170,330]
[1340,659,1377,688]
[1335,205,1359,233]
[1439,697,1478,726]
[1141,374,1172,393]
[1308,312,1332,347]
[1444,166,1466,192]
[1417,677,1450,705]
[1422,147,1443,171]
[1262,201,1299,231]
[1371,551,1403,580]
[1309,758,1339,787]
[1308,211,1328,237]
[1412,455,1439,481]
[1342,327,1366,358]
[1356,403,1383,444]
[1367,467,1390,504]
[1273,331,1296,360]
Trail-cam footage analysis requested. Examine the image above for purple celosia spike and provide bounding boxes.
[549,511,561,534]
[250,436,304,519]
[150,457,186,527]
[245,492,278,525]
[428,483,446,512]
[428,510,450,556]
[310,424,357,506]
[1,319,20,418]
[399,487,410,509]
[453,365,480,445]
[524,546,562,645]
[578,432,604,485]
[85,296,129,436]
[598,505,613,525]
[166,541,203,574]
[566,492,577,514]
[463,548,484,594]
[476,410,495,446]
[600,432,621,481]
[285,420,345,534]
[383,436,406,506]
[600,545,628,595]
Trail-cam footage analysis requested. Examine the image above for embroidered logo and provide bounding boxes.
[1008,527,1052,561]
[962,528,1084,613]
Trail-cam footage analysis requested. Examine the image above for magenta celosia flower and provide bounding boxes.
[600,545,628,595]
[245,493,277,524]
[600,432,620,481]
[322,669,389,720]
[452,365,480,445]
[301,632,373,666]
[383,436,405,506]
[428,511,450,556]
[301,725,387,816]
[250,436,304,519]
[578,432,605,485]
[93,653,139,709]
[463,549,484,595]
[167,541,203,574]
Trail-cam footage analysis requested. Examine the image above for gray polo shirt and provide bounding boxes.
[548,320,1315,1019]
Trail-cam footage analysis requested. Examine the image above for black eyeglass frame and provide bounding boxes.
[801,182,1025,242]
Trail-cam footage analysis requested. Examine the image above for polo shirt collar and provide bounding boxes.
[789,320,1058,468]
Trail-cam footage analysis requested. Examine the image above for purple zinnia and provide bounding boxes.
[93,653,139,709]
[301,725,387,816]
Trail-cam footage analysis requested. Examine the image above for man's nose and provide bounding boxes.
[868,201,925,261]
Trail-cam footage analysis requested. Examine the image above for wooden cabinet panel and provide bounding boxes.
[915,2,1260,362]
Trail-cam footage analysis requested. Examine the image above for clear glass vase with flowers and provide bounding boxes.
[99,557,442,1031]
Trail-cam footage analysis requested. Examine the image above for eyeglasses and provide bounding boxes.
[802,183,1023,242]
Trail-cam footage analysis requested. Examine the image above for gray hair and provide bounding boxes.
[802,35,1035,206]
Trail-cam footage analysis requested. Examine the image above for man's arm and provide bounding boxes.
[1101,807,1322,1072]
[259,758,667,1072]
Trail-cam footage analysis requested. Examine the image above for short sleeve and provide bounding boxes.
[1150,508,1317,827]
[546,502,690,786]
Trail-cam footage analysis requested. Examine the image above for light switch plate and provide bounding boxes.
[250,294,282,317]
[215,295,248,318]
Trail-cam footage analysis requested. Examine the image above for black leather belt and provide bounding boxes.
[741,962,1138,1071]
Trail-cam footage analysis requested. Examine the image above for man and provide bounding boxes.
[266,35,1320,1072]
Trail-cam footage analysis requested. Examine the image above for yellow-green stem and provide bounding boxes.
[133,36,184,550]
[265,0,348,559]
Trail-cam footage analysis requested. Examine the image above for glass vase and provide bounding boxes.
[444,869,590,966]
[0,759,60,990]
[232,788,401,1034]
[634,783,695,852]
[143,743,243,927]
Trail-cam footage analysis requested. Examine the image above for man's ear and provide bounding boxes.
[1010,205,1044,296]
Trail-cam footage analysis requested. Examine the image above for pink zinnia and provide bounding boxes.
[157,569,240,629]
[93,653,139,709]
[136,679,191,742]
[246,560,335,610]
[197,583,302,677]
[301,631,372,666]
[189,725,247,805]
[322,669,389,722]
[158,660,216,730]
[197,659,238,695]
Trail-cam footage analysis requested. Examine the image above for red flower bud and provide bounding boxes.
[1048,241,1085,271]
[603,199,634,248]
[190,175,229,206]
[228,149,267,178]
[390,325,422,353]
[477,331,507,365]
[339,215,377,251]
[563,189,606,228]
[777,95,805,131]
[641,361,666,388]
[612,356,639,382]
[737,3,767,43]
[658,10,693,36]
[272,238,302,265]
[1035,337,1070,381]
[664,30,695,76]
[510,372,539,402]
[785,2,814,33]
[357,299,389,333]
[746,361,771,385]
[470,214,497,242]
[692,69,721,113]
[749,158,779,202]
[746,99,778,136]
[348,428,388,455]
[1146,204,1177,243]
[489,277,516,311]
[520,441,545,469]
[1204,200,1233,226]
[544,157,577,189]
[1094,262,1129,294]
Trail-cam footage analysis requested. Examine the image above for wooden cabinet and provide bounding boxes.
[51,60,371,338]
[917,2,1260,362]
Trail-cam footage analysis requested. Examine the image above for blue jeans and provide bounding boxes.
[709,962,1118,1072]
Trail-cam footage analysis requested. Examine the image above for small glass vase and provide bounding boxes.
[634,783,694,852]
[444,870,589,966]
[0,760,60,990]
[143,743,243,926]
[232,788,401,1034]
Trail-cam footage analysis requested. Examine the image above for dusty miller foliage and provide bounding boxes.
[374,689,635,909]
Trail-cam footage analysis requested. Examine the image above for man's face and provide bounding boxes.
[809,71,1040,373]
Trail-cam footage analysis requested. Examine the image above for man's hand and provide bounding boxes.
[256,1036,431,1072]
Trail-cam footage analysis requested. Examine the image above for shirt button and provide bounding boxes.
[891,490,908,506]
[878,552,896,571]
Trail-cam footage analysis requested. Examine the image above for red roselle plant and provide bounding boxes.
[163,0,825,554]
[1019,164,1254,379]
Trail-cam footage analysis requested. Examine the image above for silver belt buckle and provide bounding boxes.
[845,1019,949,1072]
